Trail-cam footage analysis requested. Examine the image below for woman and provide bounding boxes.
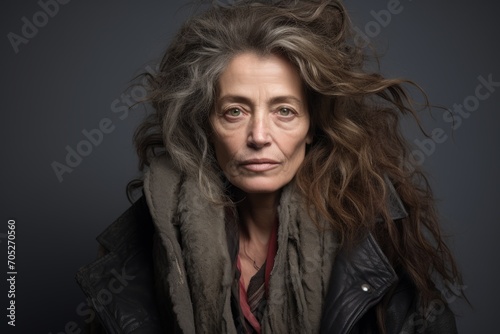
[76,0,463,333]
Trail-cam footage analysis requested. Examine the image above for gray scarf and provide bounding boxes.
[144,156,338,333]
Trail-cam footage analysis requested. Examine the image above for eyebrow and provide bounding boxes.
[218,95,304,107]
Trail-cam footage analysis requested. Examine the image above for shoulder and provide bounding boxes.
[320,233,458,334]
[75,196,164,333]
[397,289,458,334]
[96,196,153,252]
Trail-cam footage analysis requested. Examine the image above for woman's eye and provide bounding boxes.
[226,108,242,117]
[278,107,293,116]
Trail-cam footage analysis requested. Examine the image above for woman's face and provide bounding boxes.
[210,52,311,195]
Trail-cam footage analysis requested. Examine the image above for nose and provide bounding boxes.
[247,113,271,149]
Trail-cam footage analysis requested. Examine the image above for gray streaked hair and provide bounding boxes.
[134,0,350,202]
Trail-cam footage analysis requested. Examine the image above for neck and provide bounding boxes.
[238,191,279,245]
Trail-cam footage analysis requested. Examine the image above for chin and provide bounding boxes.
[230,177,292,195]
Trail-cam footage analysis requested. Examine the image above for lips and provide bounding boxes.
[239,159,280,172]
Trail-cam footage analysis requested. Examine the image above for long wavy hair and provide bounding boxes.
[131,0,462,331]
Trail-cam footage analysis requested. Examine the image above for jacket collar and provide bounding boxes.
[320,233,398,333]
[75,196,164,333]
[384,175,408,221]
[320,178,408,334]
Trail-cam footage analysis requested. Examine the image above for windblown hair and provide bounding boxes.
[132,0,462,331]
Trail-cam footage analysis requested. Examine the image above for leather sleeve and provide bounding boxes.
[350,274,459,334]
[386,272,458,334]
[398,297,458,334]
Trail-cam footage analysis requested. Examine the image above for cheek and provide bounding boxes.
[283,131,309,159]
[292,144,307,166]
[213,134,236,167]
[289,140,309,173]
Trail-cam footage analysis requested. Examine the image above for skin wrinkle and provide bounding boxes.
[211,52,312,196]
[210,52,314,293]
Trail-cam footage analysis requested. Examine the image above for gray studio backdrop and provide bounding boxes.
[1,0,499,332]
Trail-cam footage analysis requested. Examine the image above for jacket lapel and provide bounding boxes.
[320,233,398,334]
[320,179,409,334]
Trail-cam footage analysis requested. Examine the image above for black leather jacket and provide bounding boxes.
[76,197,457,333]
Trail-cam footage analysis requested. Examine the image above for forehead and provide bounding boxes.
[217,52,305,100]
